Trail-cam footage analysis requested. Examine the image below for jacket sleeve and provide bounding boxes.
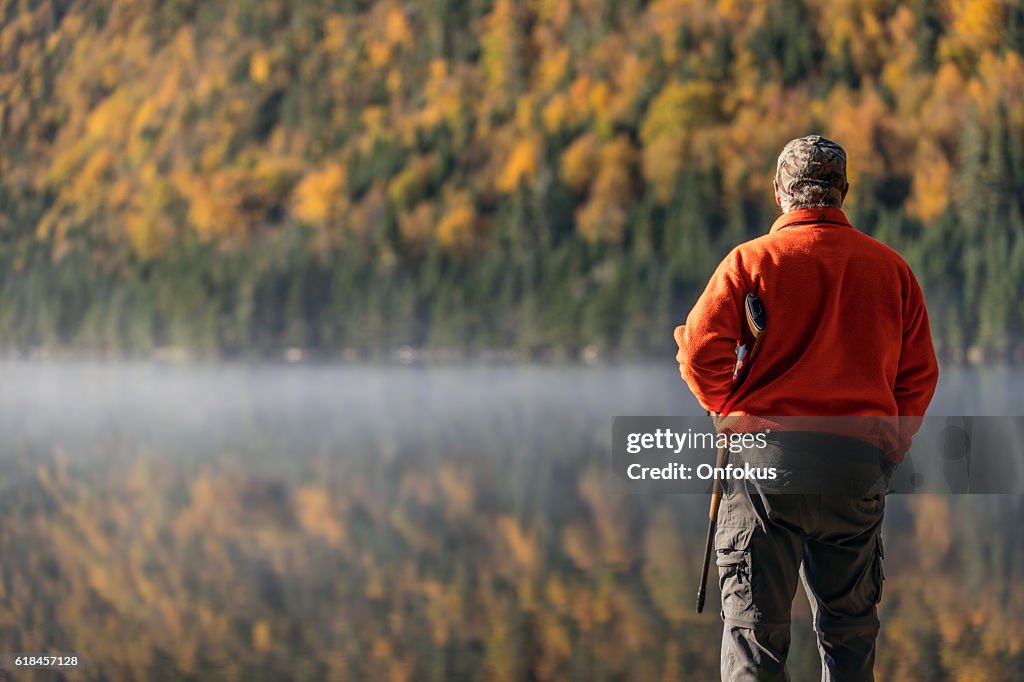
[894,268,939,456]
[674,249,747,413]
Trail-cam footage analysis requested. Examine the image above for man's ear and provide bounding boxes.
[774,179,782,207]
[841,182,849,202]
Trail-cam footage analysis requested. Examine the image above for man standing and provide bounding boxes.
[674,135,939,681]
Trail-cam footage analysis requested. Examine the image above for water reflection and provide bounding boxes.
[0,363,1020,681]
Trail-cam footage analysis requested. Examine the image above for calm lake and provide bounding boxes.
[0,362,1020,681]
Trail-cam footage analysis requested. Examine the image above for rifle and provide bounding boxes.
[696,293,766,614]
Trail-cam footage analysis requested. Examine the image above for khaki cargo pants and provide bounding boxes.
[716,458,886,682]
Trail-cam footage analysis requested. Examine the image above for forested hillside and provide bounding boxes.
[2,0,1024,360]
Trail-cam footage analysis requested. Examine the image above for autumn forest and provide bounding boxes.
[1,0,1024,359]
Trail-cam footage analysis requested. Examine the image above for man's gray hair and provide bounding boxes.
[775,135,848,212]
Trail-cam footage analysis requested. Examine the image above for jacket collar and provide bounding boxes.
[770,207,851,233]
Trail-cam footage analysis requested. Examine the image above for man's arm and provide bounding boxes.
[894,268,939,457]
[674,249,747,413]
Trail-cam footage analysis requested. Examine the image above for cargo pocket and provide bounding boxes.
[716,525,756,625]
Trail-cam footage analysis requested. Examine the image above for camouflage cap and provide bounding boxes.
[775,135,847,205]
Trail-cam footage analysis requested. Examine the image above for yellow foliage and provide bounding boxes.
[294,485,347,546]
[911,495,953,562]
[562,521,599,571]
[880,8,919,97]
[535,0,572,26]
[647,0,686,63]
[429,59,447,82]
[387,154,436,209]
[920,62,970,147]
[943,0,1004,56]
[642,132,686,204]
[253,156,302,192]
[348,182,388,236]
[101,62,120,90]
[611,53,652,120]
[536,46,569,91]
[68,146,114,210]
[481,0,523,101]
[541,92,573,133]
[322,15,347,54]
[419,59,465,135]
[386,68,402,94]
[576,194,627,244]
[537,612,572,663]
[398,201,435,251]
[437,462,474,518]
[595,136,636,195]
[576,137,636,242]
[436,190,478,252]
[249,50,270,83]
[174,170,252,241]
[360,106,390,151]
[251,620,272,652]
[544,575,569,611]
[291,163,347,224]
[560,133,600,192]
[86,94,134,141]
[973,51,1024,112]
[826,87,887,185]
[173,24,197,64]
[640,81,719,146]
[588,80,611,118]
[716,0,747,23]
[569,74,592,109]
[124,177,179,258]
[498,516,539,570]
[385,8,414,48]
[514,95,535,130]
[130,97,159,137]
[496,135,542,193]
[908,140,952,222]
[366,40,391,69]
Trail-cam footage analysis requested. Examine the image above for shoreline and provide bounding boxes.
[1,344,1019,367]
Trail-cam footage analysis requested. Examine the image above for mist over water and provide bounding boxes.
[1,362,699,471]
[3,361,1020,452]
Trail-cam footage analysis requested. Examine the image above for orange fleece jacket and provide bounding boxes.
[674,208,938,452]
